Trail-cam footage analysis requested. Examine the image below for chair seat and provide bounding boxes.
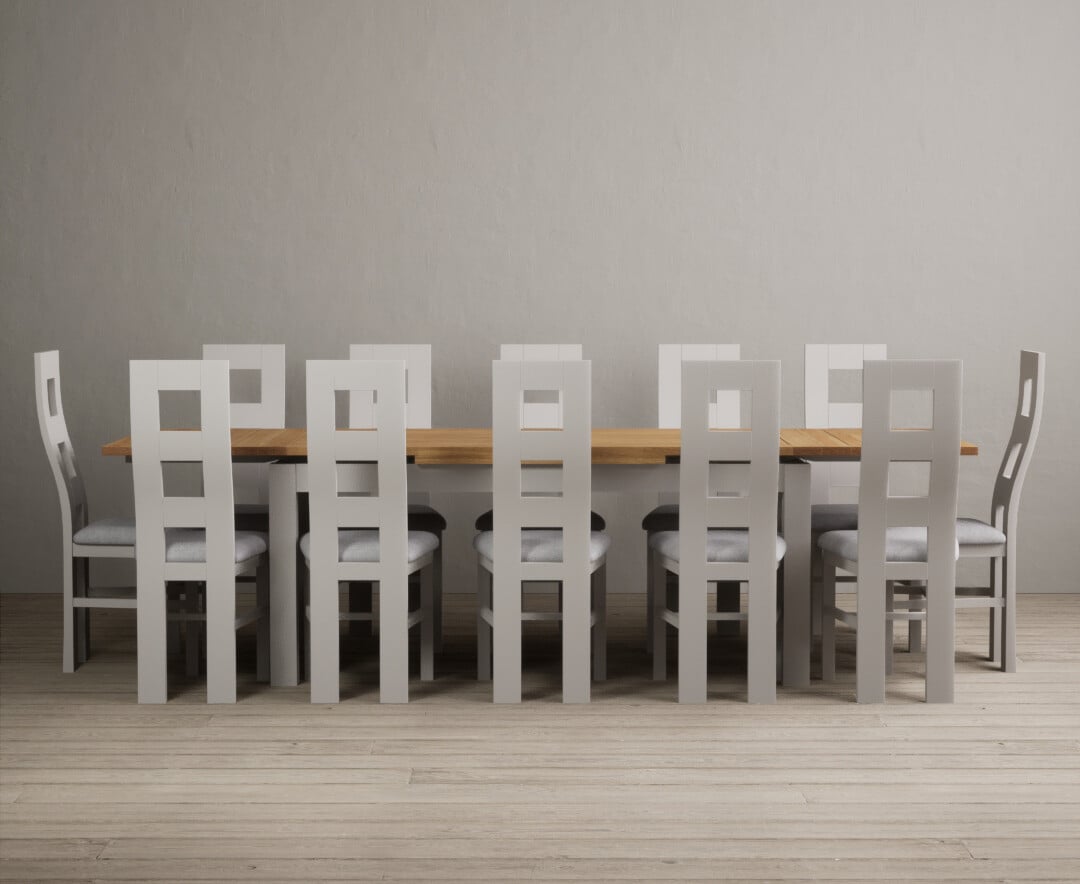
[72,517,136,547]
[474,509,606,532]
[164,529,268,563]
[957,517,1007,547]
[473,529,611,564]
[648,529,786,564]
[299,530,440,564]
[811,503,859,534]
[409,503,447,533]
[818,527,960,563]
[641,504,679,533]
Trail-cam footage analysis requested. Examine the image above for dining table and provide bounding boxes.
[103,428,979,701]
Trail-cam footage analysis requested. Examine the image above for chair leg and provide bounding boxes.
[651,553,668,681]
[477,563,492,682]
[75,557,90,665]
[645,544,654,655]
[433,540,444,653]
[885,582,895,676]
[592,565,607,682]
[205,565,237,704]
[1002,549,1017,673]
[185,582,201,679]
[256,565,270,683]
[989,555,1002,664]
[303,575,312,686]
[420,564,435,682]
[821,562,837,683]
[908,594,923,653]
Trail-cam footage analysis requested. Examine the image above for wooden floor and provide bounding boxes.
[2,591,1079,882]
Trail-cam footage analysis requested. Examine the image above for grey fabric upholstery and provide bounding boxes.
[811,503,859,534]
[649,529,786,564]
[164,529,268,563]
[957,517,1007,547]
[474,509,606,532]
[299,529,440,564]
[408,503,447,533]
[473,529,611,564]
[641,503,679,533]
[72,517,136,547]
[818,527,960,562]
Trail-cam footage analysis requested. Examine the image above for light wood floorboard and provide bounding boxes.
[2,591,1079,882]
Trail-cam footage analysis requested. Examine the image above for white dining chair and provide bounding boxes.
[201,344,285,530]
[130,359,270,704]
[893,350,1044,673]
[35,350,137,672]
[643,344,741,653]
[475,358,609,704]
[819,359,962,703]
[348,344,445,649]
[805,344,887,643]
[302,359,438,704]
[650,359,784,704]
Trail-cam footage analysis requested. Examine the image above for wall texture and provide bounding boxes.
[2,0,1078,597]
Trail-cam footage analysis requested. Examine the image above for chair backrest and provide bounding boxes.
[678,360,781,574]
[991,350,1046,537]
[201,345,285,428]
[498,344,583,429]
[857,359,962,567]
[130,360,235,574]
[491,359,592,577]
[349,344,431,429]
[804,343,887,505]
[305,360,409,574]
[657,344,741,429]
[34,351,88,541]
[202,344,285,508]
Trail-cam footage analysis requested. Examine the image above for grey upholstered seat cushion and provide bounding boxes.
[473,530,611,564]
[72,517,136,547]
[474,509,606,532]
[956,517,1007,547]
[648,529,786,564]
[811,503,859,534]
[299,530,440,565]
[164,529,268,563]
[818,527,960,563]
[408,503,447,533]
[641,504,679,533]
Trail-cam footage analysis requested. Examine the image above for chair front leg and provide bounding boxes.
[256,564,270,683]
[185,582,201,679]
[885,582,895,676]
[821,561,837,683]
[591,565,607,682]
[477,564,492,682]
[420,563,435,682]
[651,552,668,681]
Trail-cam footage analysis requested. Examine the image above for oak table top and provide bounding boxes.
[102,427,979,464]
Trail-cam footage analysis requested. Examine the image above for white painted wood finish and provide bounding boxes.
[129,360,269,704]
[804,343,887,505]
[304,359,437,704]
[648,344,742,654]
[480,358,605,704]
[498,344,583,429]
[653,359,782,704]
[34,351,136,674]
[821,359,962,703]
[202,344,286,510]
[348,344,443,651]
[349,344,432,430]
[896,350,1046,674]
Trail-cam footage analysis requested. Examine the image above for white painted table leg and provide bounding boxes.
[781,461,812,688]
[269,463,299,687]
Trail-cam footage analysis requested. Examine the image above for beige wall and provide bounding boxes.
[2,0,1078,596]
